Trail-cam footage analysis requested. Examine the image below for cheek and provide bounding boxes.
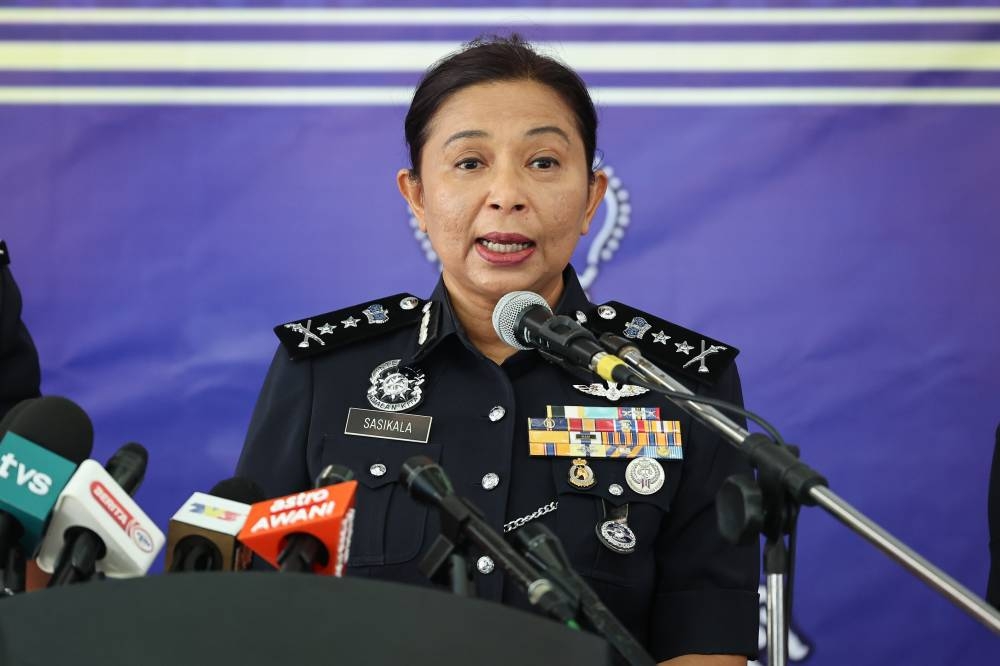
[543,188,590,241]
[424,188,475,243]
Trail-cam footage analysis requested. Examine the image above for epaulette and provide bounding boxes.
[274,293,424,361]
[584,301,739,387]
[0,240,9,266]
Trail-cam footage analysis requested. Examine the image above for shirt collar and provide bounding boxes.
[402,264,592,366]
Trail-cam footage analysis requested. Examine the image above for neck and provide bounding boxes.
[443,272,565,365]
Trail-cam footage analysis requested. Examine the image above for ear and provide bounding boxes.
[580,169,609,236]
[396,168,427,232]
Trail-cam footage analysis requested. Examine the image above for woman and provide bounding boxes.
[238,35,758,665]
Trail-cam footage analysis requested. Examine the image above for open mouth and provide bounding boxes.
[477,239,534,253]
[476,233,536,254]
[474,233,536,265]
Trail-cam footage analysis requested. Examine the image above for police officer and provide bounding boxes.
[0,240,42,420]
[238,36,759,665]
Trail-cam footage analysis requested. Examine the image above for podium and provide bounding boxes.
[0,573,613,665]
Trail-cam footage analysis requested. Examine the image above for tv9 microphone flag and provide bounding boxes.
[165,477,264,572]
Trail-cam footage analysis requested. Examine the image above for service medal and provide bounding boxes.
[625,456,665,495]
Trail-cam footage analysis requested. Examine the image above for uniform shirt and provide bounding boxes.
[237,266,759,661]
[0,241,42,420]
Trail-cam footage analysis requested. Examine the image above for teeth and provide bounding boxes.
[480,239,532,253]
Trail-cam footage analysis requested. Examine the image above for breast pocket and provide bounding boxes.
[549,457,680,586]
[320,434,442,567]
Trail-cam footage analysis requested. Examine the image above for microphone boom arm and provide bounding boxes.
[607,338,1000,656]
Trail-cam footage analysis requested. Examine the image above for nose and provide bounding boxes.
[487,165,527,213]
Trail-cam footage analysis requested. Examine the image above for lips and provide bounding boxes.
[475,232,536,265]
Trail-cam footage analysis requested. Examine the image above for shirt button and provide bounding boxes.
[369,463,387,478]
[609,483,624,496]
[488,406,506,422]
[481,473,500,491]
[476,555,495,575]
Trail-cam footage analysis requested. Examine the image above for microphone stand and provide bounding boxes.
[600,336,1000,666]
[419,515,476,597]
[1,543,26,597]
[402,457,580,627]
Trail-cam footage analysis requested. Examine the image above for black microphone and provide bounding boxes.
[47,443,150,587]
[400,455,578,625]
[0,398,38,439]
[104,443,147,496]
[0,396,93,594]
[515,523,656,666]
[277,465,354,573]
[491,291,641,385]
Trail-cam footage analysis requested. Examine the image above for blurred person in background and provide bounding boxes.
[0,240,41,421]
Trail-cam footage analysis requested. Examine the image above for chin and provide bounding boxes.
[477,269,557,301]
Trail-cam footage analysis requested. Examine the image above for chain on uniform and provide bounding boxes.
[503,501,558,533]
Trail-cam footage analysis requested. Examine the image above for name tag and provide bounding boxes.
[344,408,432,444]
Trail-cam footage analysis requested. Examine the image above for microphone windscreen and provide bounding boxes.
[105,443,148,496]
[0,398,38,437]
[209,477,265,505]
[7,396,93,463]
[492,291,551,350]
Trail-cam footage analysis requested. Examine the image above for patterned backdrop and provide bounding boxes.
[2,1,999,663]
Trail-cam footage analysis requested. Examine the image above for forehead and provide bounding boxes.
[427,79,579,144]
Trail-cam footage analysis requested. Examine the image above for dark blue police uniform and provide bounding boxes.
[237,266,759,661]
[0,241,42,420]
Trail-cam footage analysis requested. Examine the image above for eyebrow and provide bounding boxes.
[442,126,572,147]
[525,125,571,144]
[443,129,488,146]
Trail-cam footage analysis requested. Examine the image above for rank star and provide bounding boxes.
[317,323,337,335]
[675,340,694,355]
[652,331,670,344]
[341,316,360,328]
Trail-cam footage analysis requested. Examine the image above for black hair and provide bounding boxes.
[404,34,598,180]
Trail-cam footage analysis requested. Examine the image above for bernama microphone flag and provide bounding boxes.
[238,481,357,576]
[35,459,165,577]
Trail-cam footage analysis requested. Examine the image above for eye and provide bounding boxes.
[456,158,482,170]
[530,157,559,170]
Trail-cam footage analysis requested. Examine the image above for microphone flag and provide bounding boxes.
[238,481,357,576]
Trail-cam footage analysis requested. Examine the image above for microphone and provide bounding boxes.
[276,465,354,573]
[238,465,357,576]
[165,477,265,573]
[492,291,641,385]
[36,443,165,583]
[0,397,39,438]
[0,397,93,583]
[400,455,578,625]
[46,443,150,586]
[515,523,656,666]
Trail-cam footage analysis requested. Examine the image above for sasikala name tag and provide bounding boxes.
[344,408,432,444]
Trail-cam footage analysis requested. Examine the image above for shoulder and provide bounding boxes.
[583,299,740,392]
[272,293,427,362]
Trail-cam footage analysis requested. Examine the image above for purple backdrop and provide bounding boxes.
[2,2,999,663]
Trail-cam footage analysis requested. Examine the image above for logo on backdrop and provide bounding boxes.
[408,165,630,291]
[751,584,814,665]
